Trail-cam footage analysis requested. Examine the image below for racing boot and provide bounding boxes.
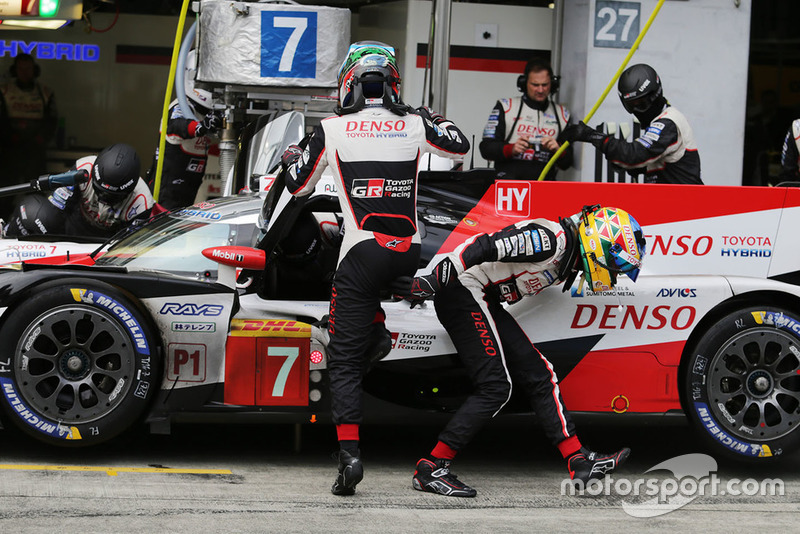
[331,449,363,496]
[567,447,630,485]
[412,457,477,498]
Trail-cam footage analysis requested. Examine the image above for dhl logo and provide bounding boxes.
[230,319,312,338]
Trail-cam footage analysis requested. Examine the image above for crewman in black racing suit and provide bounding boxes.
[282,41,470,496]
[5,143,159,239]
[405,206,646,497]
[563,64,703,185]
[149,50,221,210]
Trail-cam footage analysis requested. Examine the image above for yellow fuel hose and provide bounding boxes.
[153,0,193,201]
[537,0,666,181]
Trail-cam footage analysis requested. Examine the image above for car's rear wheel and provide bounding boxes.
[684,306,800,460]
[0,281,160,447]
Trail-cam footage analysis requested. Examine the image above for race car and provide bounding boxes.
[0,170,799,464]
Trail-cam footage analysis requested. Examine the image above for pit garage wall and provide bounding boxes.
[358,0,751,186]
[355,1,555,171]
[0,2,751,186]
[0,13,188,170]
[561,0,752,185]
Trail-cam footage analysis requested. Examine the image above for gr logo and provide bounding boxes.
[495,180,530,217]
[352,179,384,198]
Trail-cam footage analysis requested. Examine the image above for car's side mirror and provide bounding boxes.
[202,246,266,287]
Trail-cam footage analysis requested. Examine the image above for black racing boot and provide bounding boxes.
[567,447,630,485]
[331,450,363,496]
[412,457,477,498]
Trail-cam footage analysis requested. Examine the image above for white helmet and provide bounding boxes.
[184,49,213,110]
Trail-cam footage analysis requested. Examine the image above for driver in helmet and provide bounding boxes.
[403,206,646,498]
[563,64,703,185]
[148,49,221,210]
[5,143,158,238]
[281,41,470,497]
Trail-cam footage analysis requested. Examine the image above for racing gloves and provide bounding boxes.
[415,106,446,125]
[562,121,608,148]
[281,144,303,170]
[410,257,457,299]
[195,111,223,137]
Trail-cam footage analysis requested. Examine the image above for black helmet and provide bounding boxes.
[92,143,140,203]
[4,193,66,237]
[618,64,663,116]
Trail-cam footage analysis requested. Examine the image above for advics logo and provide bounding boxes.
[656,288,697,298]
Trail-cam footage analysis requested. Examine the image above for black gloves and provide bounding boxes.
[415,106,445,125]
[195,111,223,137]
[562,121,608,148]
[281,144,303,170]
[409,257,456,300]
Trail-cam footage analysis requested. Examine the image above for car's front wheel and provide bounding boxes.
[684,306,800,460]
[0,281,160,447]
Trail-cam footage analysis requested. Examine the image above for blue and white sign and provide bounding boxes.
[260,11,317,79]
[197,0,350,88]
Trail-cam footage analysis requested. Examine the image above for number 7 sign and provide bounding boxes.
[261,10,318,78]
[255,339,309,406]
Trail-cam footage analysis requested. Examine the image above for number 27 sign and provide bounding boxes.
[594,1,640,50]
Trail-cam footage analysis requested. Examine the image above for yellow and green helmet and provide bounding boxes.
[577,206,646,292]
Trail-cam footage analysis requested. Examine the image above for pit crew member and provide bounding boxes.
[406,206,646,497]
[5,143,158,238]
[479,57,573,180]
[778,118,800,182]
[149,50,221,209]
[563,64,703,185]
[282,41,470,497]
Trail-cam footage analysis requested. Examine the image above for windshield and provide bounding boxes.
[96,198,260,280]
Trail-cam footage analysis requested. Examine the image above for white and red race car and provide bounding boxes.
[0,173,798,464]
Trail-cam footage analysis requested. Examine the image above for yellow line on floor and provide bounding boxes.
[0,464,232,476]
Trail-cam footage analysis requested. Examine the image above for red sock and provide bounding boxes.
[430,441,458,460]
[557,435,582,459]
[336,424,359,442]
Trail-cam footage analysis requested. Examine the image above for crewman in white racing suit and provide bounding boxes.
[282,41,470,497]
[5,143,158,239]
[479,57,573,180]
[563,64,703,185]
[405,206,646,497]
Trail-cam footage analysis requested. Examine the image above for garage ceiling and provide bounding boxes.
[87,0,553,16]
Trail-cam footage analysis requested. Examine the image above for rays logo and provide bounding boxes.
[159,303,224,316]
